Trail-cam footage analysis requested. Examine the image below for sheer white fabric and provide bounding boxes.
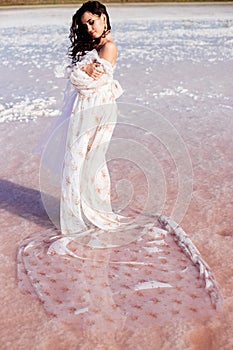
[17,49,223,333]
[58,49,145,247]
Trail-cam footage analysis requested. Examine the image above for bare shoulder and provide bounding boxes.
[98,41,118,66]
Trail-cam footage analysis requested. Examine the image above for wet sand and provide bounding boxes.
[0,4,233,350]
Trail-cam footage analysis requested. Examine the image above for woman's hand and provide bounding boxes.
[83,60,104,80]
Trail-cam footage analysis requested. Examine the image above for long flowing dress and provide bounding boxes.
[59,49,133,241]
[18,48,223,337]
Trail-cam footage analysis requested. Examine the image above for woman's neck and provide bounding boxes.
[95,33,112,51]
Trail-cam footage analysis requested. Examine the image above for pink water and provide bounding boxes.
[0,4,232,350]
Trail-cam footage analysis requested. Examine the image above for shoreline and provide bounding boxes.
[0,2,233,10]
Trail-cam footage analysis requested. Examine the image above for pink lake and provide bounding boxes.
[0,4,232,350]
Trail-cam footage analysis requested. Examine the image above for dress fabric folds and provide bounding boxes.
[17,49,223,330]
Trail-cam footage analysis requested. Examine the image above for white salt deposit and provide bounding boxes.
[134,280,173,290]
[0,5,232,123]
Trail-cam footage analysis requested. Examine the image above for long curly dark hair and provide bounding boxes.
[69,1,111,64]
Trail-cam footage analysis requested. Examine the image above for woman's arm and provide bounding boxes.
[83,60,104,80]
[83,41,117,79]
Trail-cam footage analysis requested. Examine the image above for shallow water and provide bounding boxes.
[0,5,233,350]
[0,6,233,122]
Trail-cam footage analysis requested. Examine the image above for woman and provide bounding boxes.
[37,1,136,246]
[59,1,135,242]
[19,1,222,330]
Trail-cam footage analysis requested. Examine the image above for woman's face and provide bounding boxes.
[80,11,106,39]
